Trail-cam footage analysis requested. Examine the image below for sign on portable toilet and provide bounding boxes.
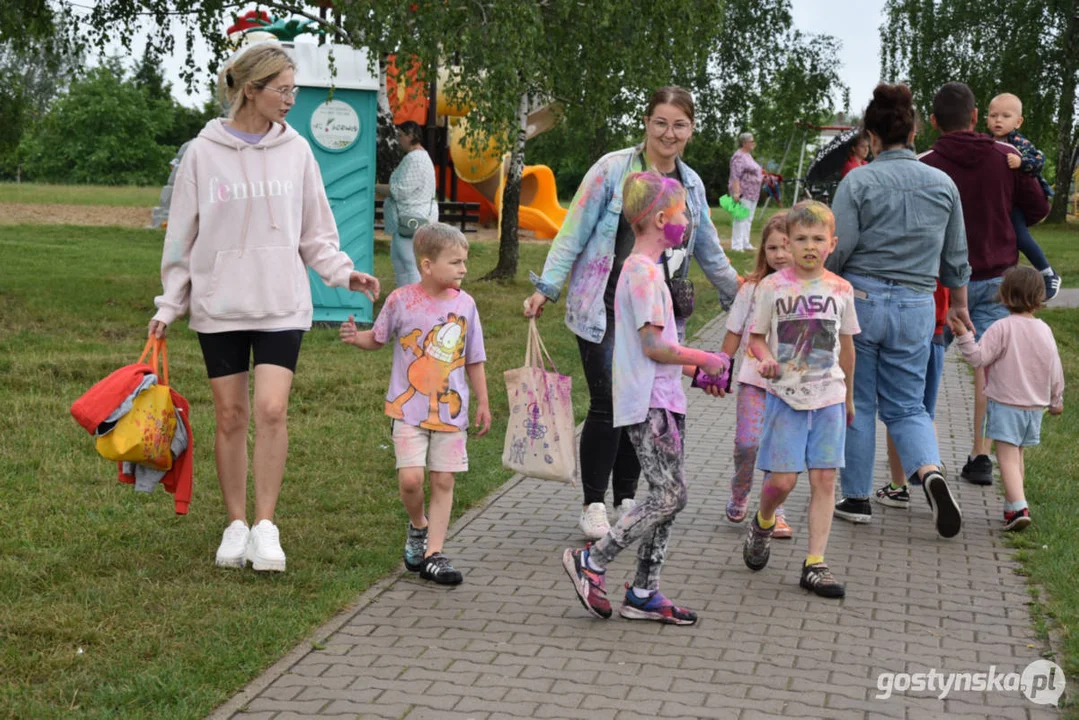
[287,41,379,323]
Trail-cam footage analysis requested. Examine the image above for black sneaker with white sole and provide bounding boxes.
[834,497,872,523]
[419,552,463,585]
[800,562,846,598]
[874,482,910,508]
[923,471,962,538]
[960,454,993,486]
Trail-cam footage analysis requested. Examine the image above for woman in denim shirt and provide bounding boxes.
[826,83,971,540]
[523,87,740,539]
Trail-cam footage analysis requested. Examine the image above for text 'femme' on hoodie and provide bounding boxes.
[153,118,355,333]
[919,131,1050,282]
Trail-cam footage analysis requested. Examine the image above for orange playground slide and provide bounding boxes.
[386,58,567,238]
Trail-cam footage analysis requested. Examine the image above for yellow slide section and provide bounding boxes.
[447,108,567,240]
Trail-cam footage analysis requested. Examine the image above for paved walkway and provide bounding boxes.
[1047,288,1079,309]
[213,313,1062,720]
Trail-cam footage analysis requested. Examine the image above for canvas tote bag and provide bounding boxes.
[502,318,576,483]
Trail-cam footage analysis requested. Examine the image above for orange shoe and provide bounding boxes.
[773,515,793,539]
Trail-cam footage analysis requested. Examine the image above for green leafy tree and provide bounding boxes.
[22,0,846,269]
[881,0,1079,222]
[19,59,175,184]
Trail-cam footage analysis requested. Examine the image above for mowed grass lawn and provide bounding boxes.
[0,221,752,719]
[0,182,162,207]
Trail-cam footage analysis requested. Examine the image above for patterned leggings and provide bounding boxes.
[731,384,784,517]
[590,409,687,591]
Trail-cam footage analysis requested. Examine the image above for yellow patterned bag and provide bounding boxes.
[95,339,177,471]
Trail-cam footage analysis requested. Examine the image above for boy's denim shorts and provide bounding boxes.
[757,393,846,473]
[984,400,1044,448]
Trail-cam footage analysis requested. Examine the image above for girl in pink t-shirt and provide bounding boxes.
[720,214,793,535]
[949,266,1065,532]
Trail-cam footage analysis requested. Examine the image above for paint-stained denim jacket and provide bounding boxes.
[530,145,740,343]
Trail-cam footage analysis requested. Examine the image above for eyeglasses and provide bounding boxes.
[649,118,693,137]
[255,83,300,99]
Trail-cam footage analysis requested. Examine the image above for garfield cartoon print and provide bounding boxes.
[387,313,470,431]
[372,286,486,433]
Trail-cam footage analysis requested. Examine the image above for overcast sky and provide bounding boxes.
[101,1,888,115]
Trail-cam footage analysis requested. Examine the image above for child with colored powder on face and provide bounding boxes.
[562,170,731,625]
[948,266,1064,531]
[742,200,860,598]
[986,92,1061,301]
[719,213,795,536]
[340,222,491,585]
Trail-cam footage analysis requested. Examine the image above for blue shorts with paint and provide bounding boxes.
[757,393,846,473]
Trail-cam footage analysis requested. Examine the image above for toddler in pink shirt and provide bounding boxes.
[949,266,1064,531]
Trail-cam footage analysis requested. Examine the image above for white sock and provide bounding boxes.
[1041,266,1055,276]
[631,586,652,599]
[584,551,604,573]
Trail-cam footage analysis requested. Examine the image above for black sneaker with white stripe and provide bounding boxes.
[800,562,845,598]
[922,470,962,538]
[419,552,463,585]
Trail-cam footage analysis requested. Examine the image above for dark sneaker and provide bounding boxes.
[923,471,962,538]
[419,552,463,585]
[742,513,773,571]
[618,584,698,625]
[834,497,872,523]
[562,547,612,619]
[909,461,947,487]
[1044,272,1061,302]
[960,454,994,486]
[874,483,910,509]
[1003,507,1032,532]
[800,562,846,598]
[403,523,428,572]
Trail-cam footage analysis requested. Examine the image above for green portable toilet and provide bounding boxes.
[286,41,379,323]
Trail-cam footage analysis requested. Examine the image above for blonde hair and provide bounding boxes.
[414,222,469,262]
[786,200,835,235]
[621,170,687,233]
[218,43,296,119]
[745,212,789,285]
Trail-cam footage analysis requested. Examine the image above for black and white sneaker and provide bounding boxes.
[960,454,993,486]
[923,471,962,538]
[834,497,872,523]
[419,552,463,585]
[874,482,910,509]
[800,562,846,598]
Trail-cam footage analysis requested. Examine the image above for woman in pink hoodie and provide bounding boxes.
[148,43,379,573]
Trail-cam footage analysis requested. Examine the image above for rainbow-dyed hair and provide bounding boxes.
[621,170,687,233]
[786,200,835,235]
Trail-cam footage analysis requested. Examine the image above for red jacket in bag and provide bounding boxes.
[71,363,193,515]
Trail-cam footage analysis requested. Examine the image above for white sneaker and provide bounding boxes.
[578,502,610,539]
[247,519,286,572]
[616,498,637,521]
[215,520,249,568]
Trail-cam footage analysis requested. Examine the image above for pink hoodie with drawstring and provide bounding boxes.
[153,118,354,333]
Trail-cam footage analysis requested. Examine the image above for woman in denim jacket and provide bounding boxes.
[523,86,740,540]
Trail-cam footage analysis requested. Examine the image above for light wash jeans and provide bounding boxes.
[391,232,421,287]
[730,198,757,250]
[841,274,940,499]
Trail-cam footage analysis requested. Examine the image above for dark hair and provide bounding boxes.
[998,266,1045,313]
[864,84,916,146]
[932,82,977,133]
[396,121,424,146]
[645,86,695,123]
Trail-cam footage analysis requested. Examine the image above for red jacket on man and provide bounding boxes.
[919,131,1050,281]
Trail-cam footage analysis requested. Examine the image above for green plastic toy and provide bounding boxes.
[719,194,751,220]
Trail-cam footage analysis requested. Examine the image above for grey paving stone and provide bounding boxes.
[215,313,1061,720]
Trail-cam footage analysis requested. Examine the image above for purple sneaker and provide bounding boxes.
[561,546,611,619]
[618,584,698,625]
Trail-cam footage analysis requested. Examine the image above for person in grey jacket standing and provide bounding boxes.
[827,83,970,540]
